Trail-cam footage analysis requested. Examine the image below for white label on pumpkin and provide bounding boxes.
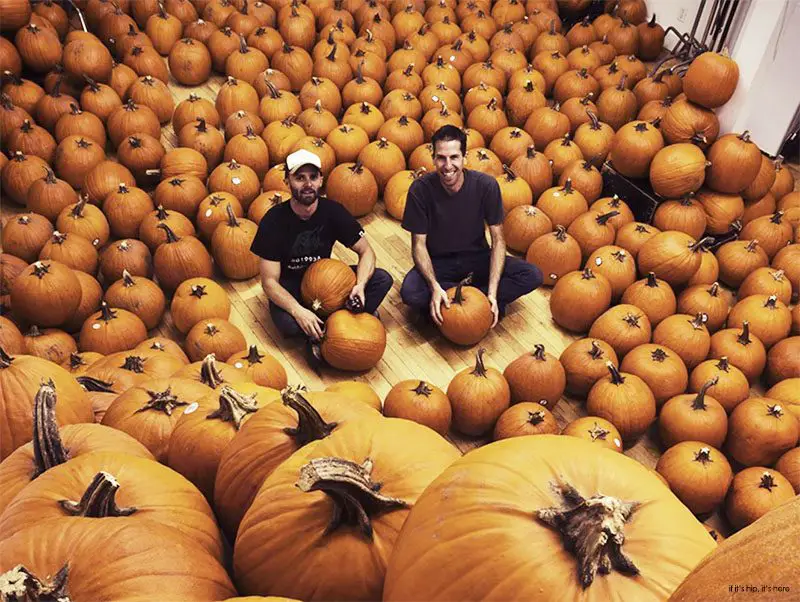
[449,55,456,62]
[92,323,101,330]
[205,209,213,217]
[232,177,241,185]
[595,257,603,266]
[549,273,558,280]
[614,438,622,449]
[431,95,439,102]
[184,402,199,415]
[234,361,244,369]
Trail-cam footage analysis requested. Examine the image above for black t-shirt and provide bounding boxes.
[250,197,364,279]
[401,169,504,258]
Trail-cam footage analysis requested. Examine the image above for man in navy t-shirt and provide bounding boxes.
[401,125,542,326]
[250,149,393,366]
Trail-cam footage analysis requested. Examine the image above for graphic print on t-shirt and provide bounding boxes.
[287,226,325,271]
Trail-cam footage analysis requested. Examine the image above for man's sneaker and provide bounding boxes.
[305,339,324,374]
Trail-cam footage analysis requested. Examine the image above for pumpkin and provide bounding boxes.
[620,272,676,327]
[727,294,791,349]
[567,209,619,259]
[493,402,559,440]
[27,169,78,223]
[772,243,800,299]
[167,383,277,500]
[775,448,800,494]
[559,338,619,398]
[652,195,707,240]
[536,179,588,228]
[765,378,800,424]
[186,319,248,363]
[321,381,380,413]
[510,144,554,200]
[10,260,81,328]
[726,398,799,467]
[683,50,739,109]
[503,205,552,254]
[214,387,380,539]
[725,468,795,532]
[2,214,54,264]
[234,418,459,600]
[325,161,379,217]
[708,322,766,383]
[620,343,689,408]
[676,282,731,333]
[526,226,583,286]
[153,224,214,292]
[716,239,768,288]
[55,196,110,247]
[446,348,510,436]
[85,350,186,395]
[321,309,386,371]
[0,383,152,516]
[651,313,711,371]
[706,132,763,194]
[588,304,652,359]
[438,276,494,346]
[615,222,660,259]
[637,231,711,287]
[384,435,716,601]
[21,326,76,365]
[0,316,24,354]
[300,258,356,317]
[563,416,623,452]
[765,336,800,385]
[740,211,793,259]
[77,302,147,356]
[383,379,452,435]
[658,378,728,449]
[573,109,615,163]
[227,345,288,390]
[649,143,708,199]
[689,357,749,414]
[0,521,235,601]
[136,337,190,365]
[586,362,656,442]
[586,245,637,300]
[550,267,612,333]
[503,344,566,409]
[656,443,732,515]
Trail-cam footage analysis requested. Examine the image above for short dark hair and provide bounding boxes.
[431,125,467,156]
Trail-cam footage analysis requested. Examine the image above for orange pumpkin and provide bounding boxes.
[447,348,511,436]
[321,309,386,371]
[300,258,356,316]
[439,276,494,346]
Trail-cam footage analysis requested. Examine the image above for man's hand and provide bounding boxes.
[348,282,366,310]
[430,283,450,326]
[293,306,325,341]
[487,294,499,327]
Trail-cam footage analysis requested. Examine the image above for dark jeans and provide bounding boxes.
[270,267,394,338]
[400,250,542,316]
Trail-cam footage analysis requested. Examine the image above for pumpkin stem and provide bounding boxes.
[715,356,731,372]
[562,178,574,194]
[25,324,42,337]
[31,382,69,478]
[588,341,605,360]
[759,472,777,491]
[536,481,640,587]
[243,345,264,365]
[606,361,625,385]
[135,386,187,415]
[68,352,87,370]
[97,302,116,323]
[770,211,784,224]
[70,195,88,218]
[412,380,433,396]
[645,272,659,287]
[76,376,116,392]
[121,269,136,287]
[596,211,620,226]
[586,110,601,130]
[764,295,778,309]
[157,222,180,243]
[528,410,546,425]
[745,239,759,252]
[689,313,708,329]
[0,565,70,601]
[282,387,338,446]
[648,13,657,26]
[532,344,546,360]
[121,355,146,374]
[616,74,627,91]
[691,376,719,410]
[503,164,516,180]
[736,322,752,345]
[587,422,611,442]
[689,236,714,252]
[471,348,488,377]
[622,313,641,328]
[526,144,537,158]
[199,354,226,388]
[296,456,409,539]
[451,273,472,305]
[59,471,137,517]
[554,225,568,241]
[206,385,259,430]
[225,203,240,227]
[693,447,713,464]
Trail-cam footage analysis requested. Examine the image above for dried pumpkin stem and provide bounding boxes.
[59,471,137,517]
[451,273,473,305]
[0,565,70,602]
[596,211,619,225]
[135,386,187,415]
[532,344,546,360]
[528,410,545,425]
[207,385,259,430]
[244,345,264,365]
[121,355,146,373]
[296,457,409,539]
[588,341,604,360]
[737,321,752,345]
[32,381,68,478]
[606,361,625,385]
[282,387,338,445]
[645,272,658,287]
[536,482,640,587]
[691,376,719,410]
[413,381,433,396]
[471,347,488,377]
[199,354,225,388]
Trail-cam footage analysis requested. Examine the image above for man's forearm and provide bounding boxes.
[355,248,375,287]
[412,243,439,291]
[488,239,506,298]
[263,277,304,316]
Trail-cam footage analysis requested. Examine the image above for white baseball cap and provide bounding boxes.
[285,149,322,174]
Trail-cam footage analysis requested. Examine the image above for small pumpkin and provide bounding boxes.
[439,276,494,346]
[447,348,510,436]
[588,304,652,359]
[637,230,712,287]
[493,402,559,441]
[656,443,733,515]
[559,338,619,398]
[659,378,728,449]
[727,397,799,467]
[321,309,386,371]
[620,272,676,327]
[503,344,566,409]
[586,362,656,442]
[620,343,689,408]
[725,468,795,531]
[562,415,623,452]
[550,267,612,333]
[383,379,452,435]
[727,294,791,349]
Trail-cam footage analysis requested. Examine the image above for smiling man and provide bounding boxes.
[250,149,393,368]
[400,125,543,327]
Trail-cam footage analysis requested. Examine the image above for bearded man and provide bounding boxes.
[250,149,393,366]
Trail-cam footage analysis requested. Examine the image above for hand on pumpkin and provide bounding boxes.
[430,284,450,326]
[294,306,325,341]
[487,294,499,327]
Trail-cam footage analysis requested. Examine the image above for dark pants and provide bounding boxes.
[400,250,542,316]
[270,267,394,338]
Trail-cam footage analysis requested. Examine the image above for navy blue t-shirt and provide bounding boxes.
[250,197,364,279]
[401,169,504,258]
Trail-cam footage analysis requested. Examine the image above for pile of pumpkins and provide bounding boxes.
[1,0,800,598]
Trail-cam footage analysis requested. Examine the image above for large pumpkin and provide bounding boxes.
[0,348,93,460]
[214,387,381,539]
[300,257,356,316]
[439,276,494,346]
[321,309,386,371]
[233,418,460,600]
[670,495,800,601]
[384,435,717,601]
[0,383,152,517]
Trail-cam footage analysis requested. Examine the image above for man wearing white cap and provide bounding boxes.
[250,149,393,368]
